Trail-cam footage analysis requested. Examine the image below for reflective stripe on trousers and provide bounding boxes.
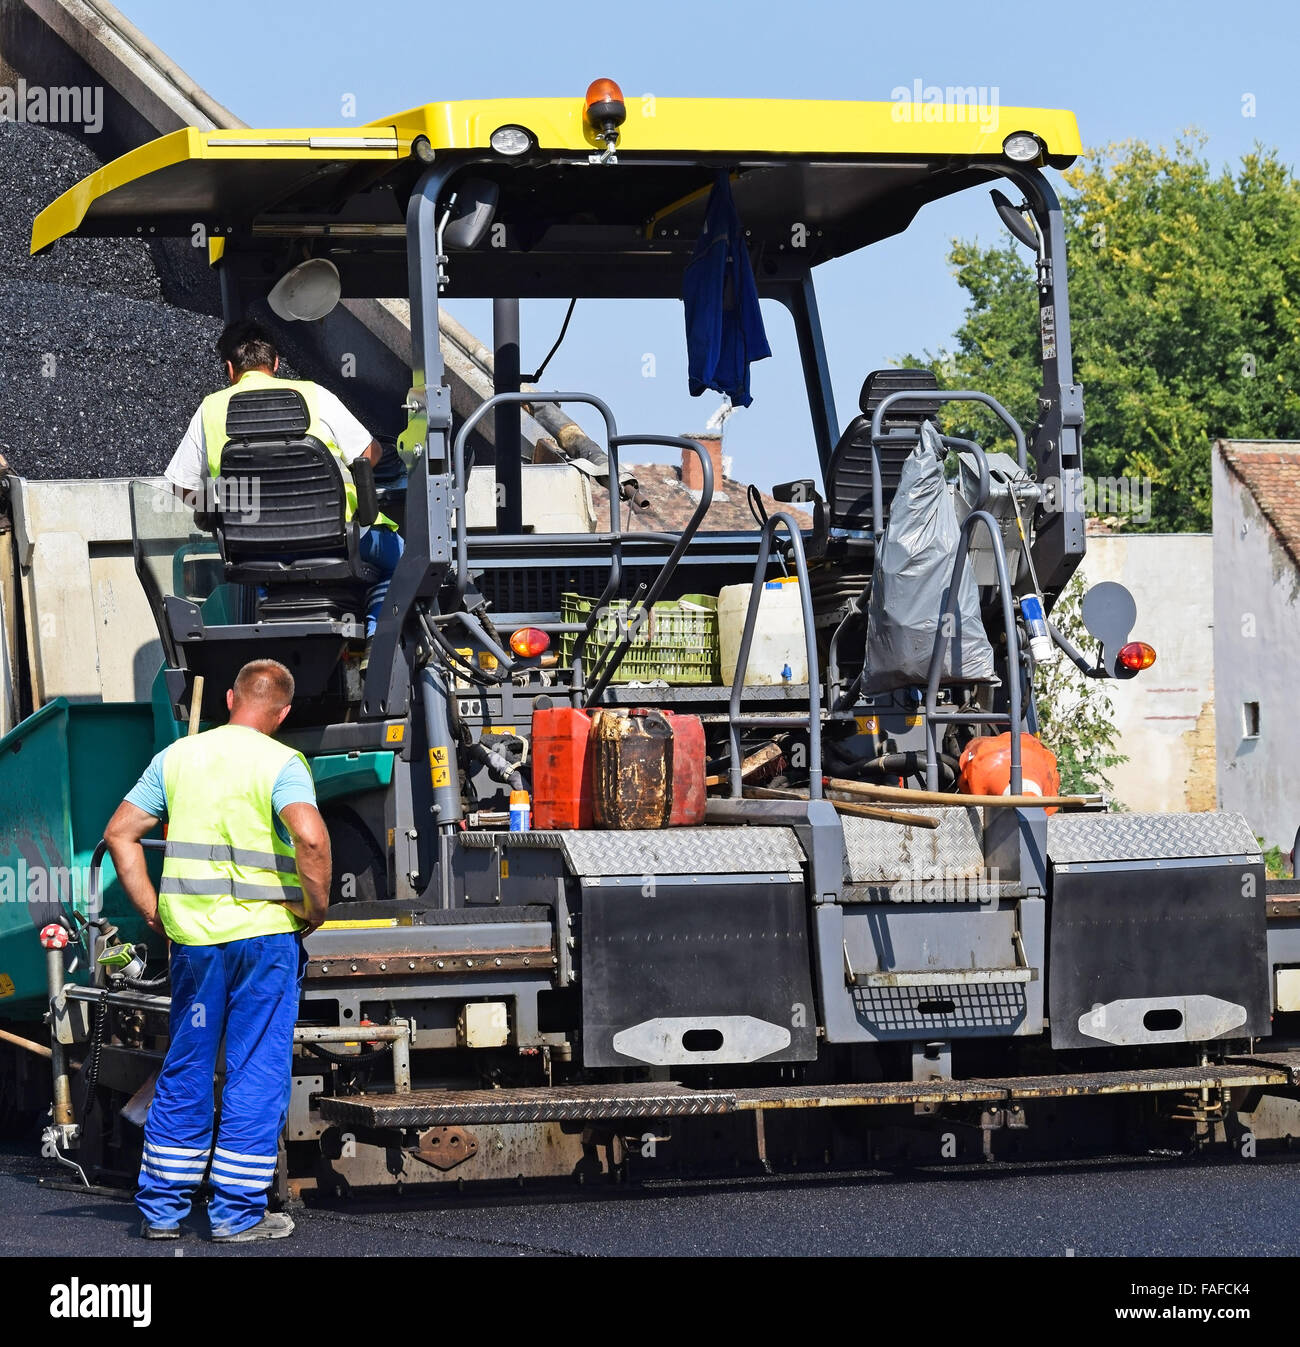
[135,932,305,1236]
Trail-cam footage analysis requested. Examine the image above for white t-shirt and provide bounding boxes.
[165,378,374,493]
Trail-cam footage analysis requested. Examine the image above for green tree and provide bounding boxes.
[1032,573,1127,797]
[908,136,1300,531]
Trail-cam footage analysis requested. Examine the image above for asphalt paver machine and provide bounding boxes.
[12,86,1300,1191]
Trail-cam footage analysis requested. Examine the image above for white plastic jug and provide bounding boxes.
[718,578,809,686]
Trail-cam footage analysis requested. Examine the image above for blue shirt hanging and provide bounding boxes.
[682,172,771,408]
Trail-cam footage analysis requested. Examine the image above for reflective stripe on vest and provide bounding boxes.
[198,369,395,528]
[161,840,299,875]
[158,875,302,902]
[159,723,310,946]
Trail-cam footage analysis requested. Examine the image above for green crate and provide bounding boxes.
[560,592,720,684]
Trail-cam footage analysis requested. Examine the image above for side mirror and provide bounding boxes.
[772,479,820,506]
[1080,581,1137,678]
[443,178,500,251]
[990,188,1041,254]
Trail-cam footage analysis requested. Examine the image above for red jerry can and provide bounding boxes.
[662,710,706,826]
[531,706,596,830]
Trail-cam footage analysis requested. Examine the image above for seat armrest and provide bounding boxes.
[351,456,378,527]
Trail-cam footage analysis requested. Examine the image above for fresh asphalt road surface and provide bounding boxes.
[3,1141,1299,1257]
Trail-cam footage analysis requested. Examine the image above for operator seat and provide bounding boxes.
[823,367,942,558]
[152,384,382,727]
[211,384,380,622]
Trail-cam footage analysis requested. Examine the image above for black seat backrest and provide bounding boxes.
[215,388,349,564]
[225,384,310,441]
[827,368,942,537]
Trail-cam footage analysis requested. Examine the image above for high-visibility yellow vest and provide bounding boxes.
[200,369,395,529]
[159,724,312,946]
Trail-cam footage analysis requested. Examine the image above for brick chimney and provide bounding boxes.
[682,433,724,493]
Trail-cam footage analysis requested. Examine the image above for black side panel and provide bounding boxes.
[1048,858,1270,1049]
[580,878,817,1068]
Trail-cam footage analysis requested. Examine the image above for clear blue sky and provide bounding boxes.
[118,0,1300,486]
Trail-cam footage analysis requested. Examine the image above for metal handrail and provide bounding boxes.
[867,390,1028,539]
[84,835,165,924]
[727,514,823,800]
[942,436,992,511]
[582,434,716,704]
[921,509,1024,794]
[450,391,622,605]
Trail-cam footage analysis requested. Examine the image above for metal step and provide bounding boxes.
[319,1083,737,1127]
[1225,1049,1300,1085]
[850,968,1034,987]
[317,1062,1289,1129]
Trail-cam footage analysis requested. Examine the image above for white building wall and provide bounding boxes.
[1074,534,1215,814]
[1213,452,1300,849]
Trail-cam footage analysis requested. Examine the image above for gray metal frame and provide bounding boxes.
[725,513,824,799]
[922,509,1025,794]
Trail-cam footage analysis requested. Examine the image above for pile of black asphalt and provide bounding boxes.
[0,120,227,479]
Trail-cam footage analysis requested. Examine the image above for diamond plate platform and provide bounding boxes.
[840,807,984,891]
[459,827,806,876]
[1047,810,1260,864]
[316,1063,1290,1128]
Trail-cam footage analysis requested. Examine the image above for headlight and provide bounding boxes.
[1003,131,1043,164]
[490,125,533,156]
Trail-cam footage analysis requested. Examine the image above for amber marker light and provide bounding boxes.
[510,628,551,658]
[1118,641,1157,671]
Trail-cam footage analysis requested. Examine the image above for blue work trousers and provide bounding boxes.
[359,526,405,637]
[136,932,305,1236]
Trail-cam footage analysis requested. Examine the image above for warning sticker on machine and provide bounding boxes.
[1040,303,1057,361]
[0,974,13,998]
[429,746,450,787]
[385,724,405,744]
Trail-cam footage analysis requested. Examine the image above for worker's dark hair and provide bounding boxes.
[232,659,295,710]
[217,319,278,377]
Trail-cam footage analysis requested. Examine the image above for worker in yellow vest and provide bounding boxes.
[103,659,331,1242]
[164,320,403,637]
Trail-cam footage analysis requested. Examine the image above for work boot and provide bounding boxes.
[211,1211,295,1243]
[138,1220,180,1240]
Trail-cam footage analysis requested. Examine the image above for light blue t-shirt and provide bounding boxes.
[125,743,317,846]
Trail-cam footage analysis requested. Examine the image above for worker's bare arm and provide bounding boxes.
[280,802,332,932]
[360,439,383,467]
[103,802,164,935]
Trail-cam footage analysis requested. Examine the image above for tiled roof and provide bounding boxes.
[1218,439,1300,570]
[593,462,814,532]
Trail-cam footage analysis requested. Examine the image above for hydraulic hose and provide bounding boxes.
[469,741,525,793]
[419,612,509,687]
[119,973,169,991]
[857,751,961,785]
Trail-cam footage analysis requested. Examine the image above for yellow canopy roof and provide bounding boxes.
[32,95,1080,256]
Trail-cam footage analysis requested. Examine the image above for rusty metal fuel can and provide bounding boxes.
[592,708,673,829]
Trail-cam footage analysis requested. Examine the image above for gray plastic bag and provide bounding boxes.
[862,422,996,694]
